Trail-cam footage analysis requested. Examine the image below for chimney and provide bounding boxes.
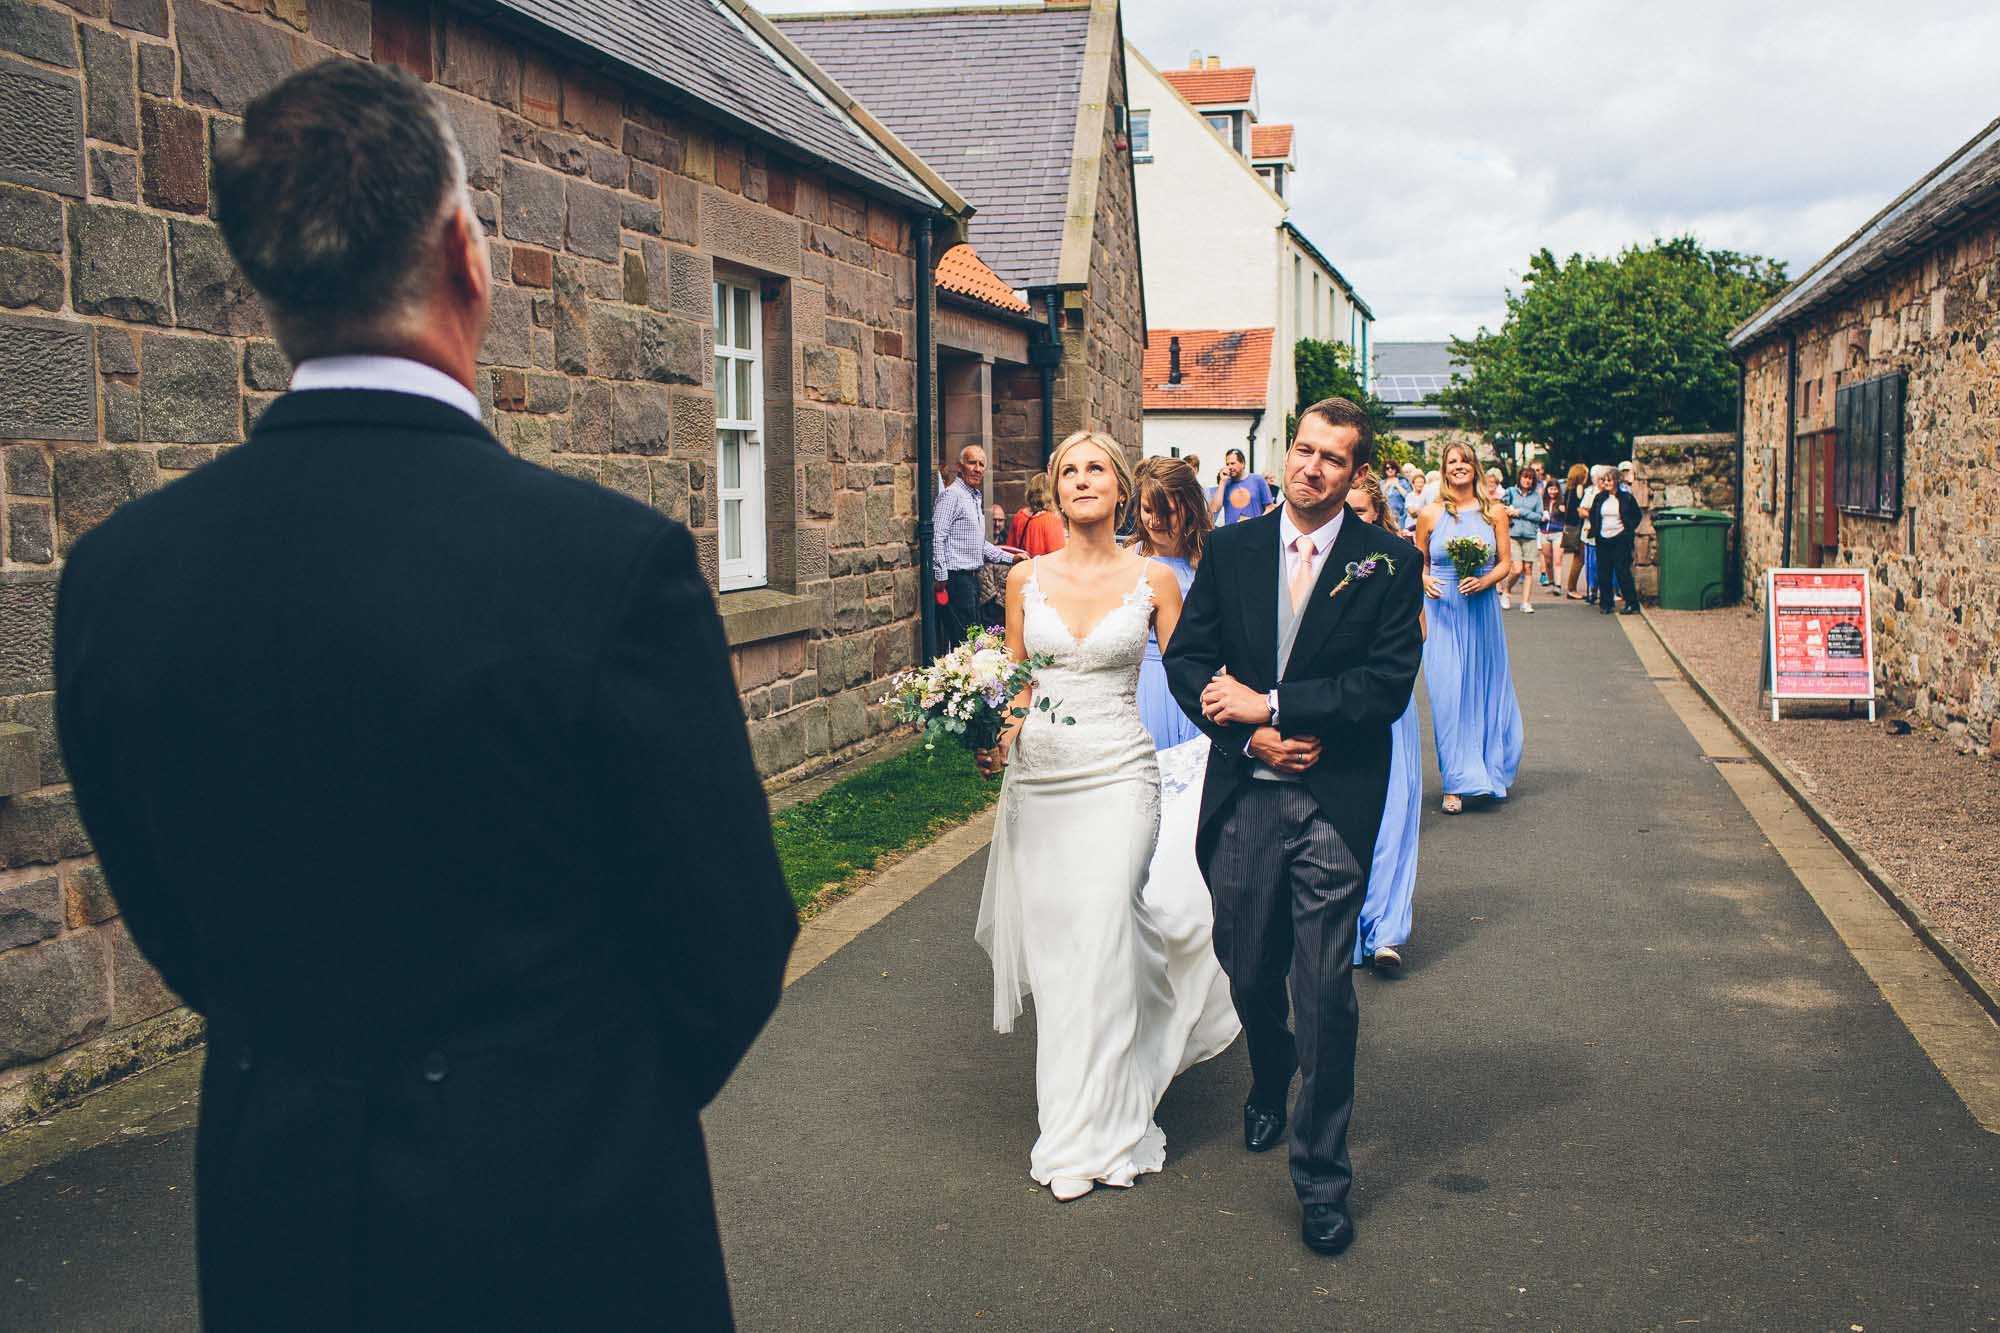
[1187,50,1202,69]
[1206,55,1221,70]
[1168,336,1182,385]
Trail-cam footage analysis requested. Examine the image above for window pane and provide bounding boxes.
[734,359,753,421]
[733,288,752,349]
[713,282,726,338]
[723,499,743,561]
[715,357,730,417]
[720,429,741,489]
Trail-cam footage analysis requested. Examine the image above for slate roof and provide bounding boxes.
[936,244,1032,314]
[484,0,941,210]
[1370,341,1460,420]
[1159,66,1255,107]
[1250,123,1293,162]
[1731,114,2000,348]
[1143,328,1273,412]
[773,6,1092,290]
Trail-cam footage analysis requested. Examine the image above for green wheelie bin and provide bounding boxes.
[1651,507,1733,609]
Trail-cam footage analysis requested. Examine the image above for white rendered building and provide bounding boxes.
[1129,49,1373,469]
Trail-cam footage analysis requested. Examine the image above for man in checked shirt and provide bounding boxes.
[932,445,1023,649]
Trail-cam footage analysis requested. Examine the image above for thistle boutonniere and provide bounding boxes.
[1328,553,1397,600]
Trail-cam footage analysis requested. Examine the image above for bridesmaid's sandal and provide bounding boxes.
[1441,795,1464,814]
[1050,1177,1095,1202]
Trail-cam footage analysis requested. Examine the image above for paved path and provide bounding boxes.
[4,593,1996,1330]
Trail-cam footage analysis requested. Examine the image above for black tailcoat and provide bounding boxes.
[55,389,796,1330]
[1163,507,1424,875]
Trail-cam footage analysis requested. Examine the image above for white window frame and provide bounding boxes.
[1130,109,1151,162]
[714,278,766,591]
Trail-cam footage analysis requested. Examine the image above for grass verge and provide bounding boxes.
[772,740,999,913]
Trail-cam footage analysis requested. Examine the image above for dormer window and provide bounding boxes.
[1204,111,1244,154]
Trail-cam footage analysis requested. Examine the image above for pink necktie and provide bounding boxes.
[1289,536,1316,613]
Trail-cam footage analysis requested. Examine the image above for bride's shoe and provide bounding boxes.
[1050,1177,1096,1202]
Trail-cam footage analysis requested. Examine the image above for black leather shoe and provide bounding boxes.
[1301,1203,1355,1255]
[1243,1101,1286,1153]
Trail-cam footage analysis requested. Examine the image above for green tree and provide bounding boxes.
[1437,236,1787,470]
[1290,338,1399,446]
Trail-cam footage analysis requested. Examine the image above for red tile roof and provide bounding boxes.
[935,243,1031,314]
[1143,328,1274,412]
[1250,123,1293,161]
[1160,66,1255,107]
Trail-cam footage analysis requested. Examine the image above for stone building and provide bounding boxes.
[777,0,1146,514]
[0,0,982,1126]
[1731,115,1999,754]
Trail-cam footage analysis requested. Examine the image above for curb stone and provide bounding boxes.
[1639,606,2000,1027]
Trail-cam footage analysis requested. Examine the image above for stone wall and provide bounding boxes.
[0,0,926,1127]
[1629,432,1738,600]
[1052,49,1144,462]
[1738,212,2000,755]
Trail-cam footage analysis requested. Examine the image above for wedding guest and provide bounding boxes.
[1347,475,1421,970]
[1412,441,1524,813]
[1383,463,1414,534]
[1207,447,1276,525]
[1501,464,1541,613]
[1134,458,1212,751]
[991,503,1008,542]
[1008,474,1064,556]
[1561,463,1591,599]
[52,61,794,1331]
[934,444,1017,648]
[1586,463,1643,615]
[1536,478,1566,589]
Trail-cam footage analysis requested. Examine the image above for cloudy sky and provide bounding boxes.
[769,0,2000,342]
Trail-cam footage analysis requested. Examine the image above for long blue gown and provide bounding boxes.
[1355,693,1421,963]
[1425,507,1524,797]
[1136,555,1201,752]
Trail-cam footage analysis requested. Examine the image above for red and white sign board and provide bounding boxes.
[1765,568,1875,720]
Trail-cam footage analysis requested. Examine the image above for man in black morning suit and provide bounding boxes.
[53,62,794,1330]
[1164,398,1423,1256]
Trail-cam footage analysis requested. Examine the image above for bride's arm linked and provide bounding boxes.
[973,561,1034,777]
[1162,548,1258,756]
[1147,560,1184,657]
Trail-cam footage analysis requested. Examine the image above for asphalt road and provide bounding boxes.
[4,594,1995,1330]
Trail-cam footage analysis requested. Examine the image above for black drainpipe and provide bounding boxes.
[914,216,937,664]
[1037,291,1063,466]
[1780,328,1797,568]
[1245,408,1264,470]
[1730,355,1747,602]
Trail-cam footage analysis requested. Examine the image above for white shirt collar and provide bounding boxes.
[288,355,482,423]
[1277,504,1344,556]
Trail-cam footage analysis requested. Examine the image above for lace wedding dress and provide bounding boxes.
[976,561,1239,1191]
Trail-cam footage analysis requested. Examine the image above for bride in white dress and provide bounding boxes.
[973,431,1240,1202]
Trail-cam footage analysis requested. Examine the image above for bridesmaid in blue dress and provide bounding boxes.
[1132,457,1212,751]
[1347,475,1422,969]
[1413,441,1524,814]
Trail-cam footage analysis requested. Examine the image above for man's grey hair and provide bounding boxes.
[214,61,473,360]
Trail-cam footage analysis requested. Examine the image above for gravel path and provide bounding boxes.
[1649,604,2000,995]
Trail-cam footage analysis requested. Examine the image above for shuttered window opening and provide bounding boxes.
[1834,370,1906,520]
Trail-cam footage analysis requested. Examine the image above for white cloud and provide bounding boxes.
[768,0,2000,341]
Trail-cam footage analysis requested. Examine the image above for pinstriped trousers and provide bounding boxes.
[1206,782,1366,1208]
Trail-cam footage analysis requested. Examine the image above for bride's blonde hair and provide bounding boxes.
[1048,430,1136,527]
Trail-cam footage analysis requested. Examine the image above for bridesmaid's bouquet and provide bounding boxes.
[882,627,1071,755]
[1444,536,1494,581]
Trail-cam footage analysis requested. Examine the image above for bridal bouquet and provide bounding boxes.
[1444,536,1494,581]
[882,627,1071,756]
